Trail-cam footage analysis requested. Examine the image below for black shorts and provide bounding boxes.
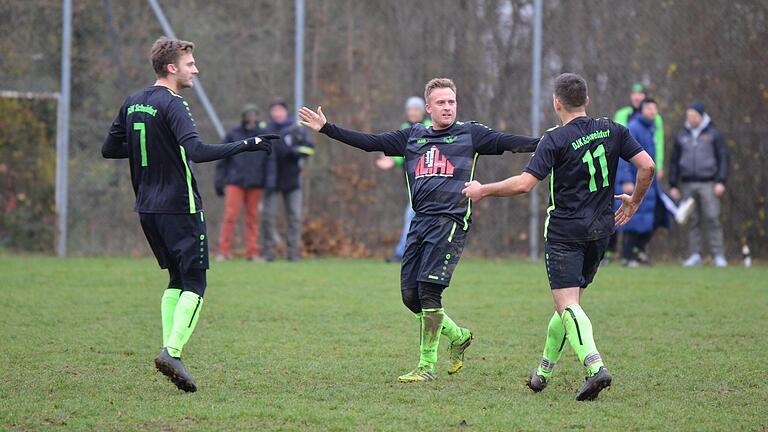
[401,215,467,289]
[139,212,209,273]
[544,237,609,289]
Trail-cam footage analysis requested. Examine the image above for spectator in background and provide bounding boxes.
[376,96,432,263]
[605,83,666,264]
[262,98,315,262]
[616,98,669,266]
[669,102,729,267]
[215,104,269,261]
[614,84,666,166]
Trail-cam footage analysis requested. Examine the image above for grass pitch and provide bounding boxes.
[1,256,766,431]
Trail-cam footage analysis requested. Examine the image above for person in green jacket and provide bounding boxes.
[376,96,432,262]
[605,83,665,264]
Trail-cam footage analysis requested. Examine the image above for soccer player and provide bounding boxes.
[462,73,655,400]
[299,78,539,382]
[101,36,278,392]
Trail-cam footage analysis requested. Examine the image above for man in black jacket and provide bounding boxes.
[669,102,729,267]
[262,98,315,262]
[215,104,269,261]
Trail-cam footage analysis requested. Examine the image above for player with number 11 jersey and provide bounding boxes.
[462,73,655,401]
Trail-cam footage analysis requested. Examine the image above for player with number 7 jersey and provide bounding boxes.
[101,36,278,393]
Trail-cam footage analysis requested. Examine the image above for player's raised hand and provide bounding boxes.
[462,180,486,202]
[614,194,640,226]
[299,106,327,132]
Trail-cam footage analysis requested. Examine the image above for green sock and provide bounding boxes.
[562,304,604,376]
[418,308,444,370]
[441,313,464,343]
[161,288,182,347]
[536,312,567,378]
[166,291,204,358]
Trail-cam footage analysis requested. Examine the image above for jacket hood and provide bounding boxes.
[240,104,261,129]
[685,112,711,135]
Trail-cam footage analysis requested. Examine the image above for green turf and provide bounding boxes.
[1,256,766,431]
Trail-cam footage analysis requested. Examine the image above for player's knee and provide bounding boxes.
[168,266,183,289]
[418,282,444,309]
[181,269,207,297]
[401,288,421,314]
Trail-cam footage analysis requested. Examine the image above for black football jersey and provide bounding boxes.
[321,121,538,229]
[524,116,643,242]
[107,86,203,214]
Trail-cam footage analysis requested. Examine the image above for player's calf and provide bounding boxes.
[398,307,444,383]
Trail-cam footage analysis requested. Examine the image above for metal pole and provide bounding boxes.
[55,0,72,257]
[294,0,305,118]
[528,0,542,261]
[147,0,226,139]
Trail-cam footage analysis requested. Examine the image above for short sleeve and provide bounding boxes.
[523,133,558,180]
[618,124,643,161]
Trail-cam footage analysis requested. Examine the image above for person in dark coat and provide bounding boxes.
[214,104,269,261]
[261,98,315,261]
[616,98,669,266]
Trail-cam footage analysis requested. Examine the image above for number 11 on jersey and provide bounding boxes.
[581,143,609,192]
[133,122,148,167]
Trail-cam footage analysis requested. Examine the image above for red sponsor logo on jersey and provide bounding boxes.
[414,145,455,178]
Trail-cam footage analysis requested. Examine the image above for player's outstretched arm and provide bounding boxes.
[462,172,540,203]
[299,106,407,156]
[470,123,540,155]
[165,97,277,163]
[495,133,540,153]
[614,150,655,226]
[182,134,279,163]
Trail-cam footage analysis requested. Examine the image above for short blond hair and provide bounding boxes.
[151,36,195,77]
[424,78,457,102]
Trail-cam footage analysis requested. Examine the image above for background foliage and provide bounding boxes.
[1,0,766,258]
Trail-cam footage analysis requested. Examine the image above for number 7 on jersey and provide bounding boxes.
[133,122,148,167]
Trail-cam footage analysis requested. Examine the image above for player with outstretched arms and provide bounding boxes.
[463,73,655,400]
[101,37,278,392]
[299,78,540,382]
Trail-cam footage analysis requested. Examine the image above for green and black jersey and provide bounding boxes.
[320,120,538,229]
[524,116,643,242]
[103,85,252,214]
